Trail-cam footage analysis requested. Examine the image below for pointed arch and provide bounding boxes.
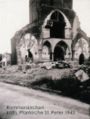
[42,41,52,60]
[42,9,71,39]
[54,41,70,61]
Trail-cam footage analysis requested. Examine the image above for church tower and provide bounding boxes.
[29,0,74,61]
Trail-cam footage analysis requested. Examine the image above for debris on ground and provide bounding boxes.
[75,69,89,82]
[0,62,90,104]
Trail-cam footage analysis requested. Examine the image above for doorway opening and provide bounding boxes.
[26,49,33,62]
[79,53,85,65]
[54,41,68,61]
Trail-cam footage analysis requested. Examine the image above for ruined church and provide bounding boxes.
[11,0,89,64]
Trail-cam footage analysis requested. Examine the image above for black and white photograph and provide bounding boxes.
[0,0,90,119]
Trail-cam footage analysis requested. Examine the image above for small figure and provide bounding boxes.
[2,57,7,70]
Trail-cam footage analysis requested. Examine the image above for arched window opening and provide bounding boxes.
[45,11,66,38]
[42,41,52,60]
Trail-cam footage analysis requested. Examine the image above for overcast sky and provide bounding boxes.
[0,0,90,54]
[0,0,29,53]
[73,0,90,36]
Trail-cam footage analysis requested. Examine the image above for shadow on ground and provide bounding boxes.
[31,76,90,104]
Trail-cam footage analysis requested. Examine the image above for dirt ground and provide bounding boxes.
[0,64,90,105]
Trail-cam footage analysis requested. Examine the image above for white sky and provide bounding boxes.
[73,0,90,36]
[0,0,90,54]
[0,0,29,53]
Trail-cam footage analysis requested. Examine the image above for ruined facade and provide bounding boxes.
[11,0,89,64]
